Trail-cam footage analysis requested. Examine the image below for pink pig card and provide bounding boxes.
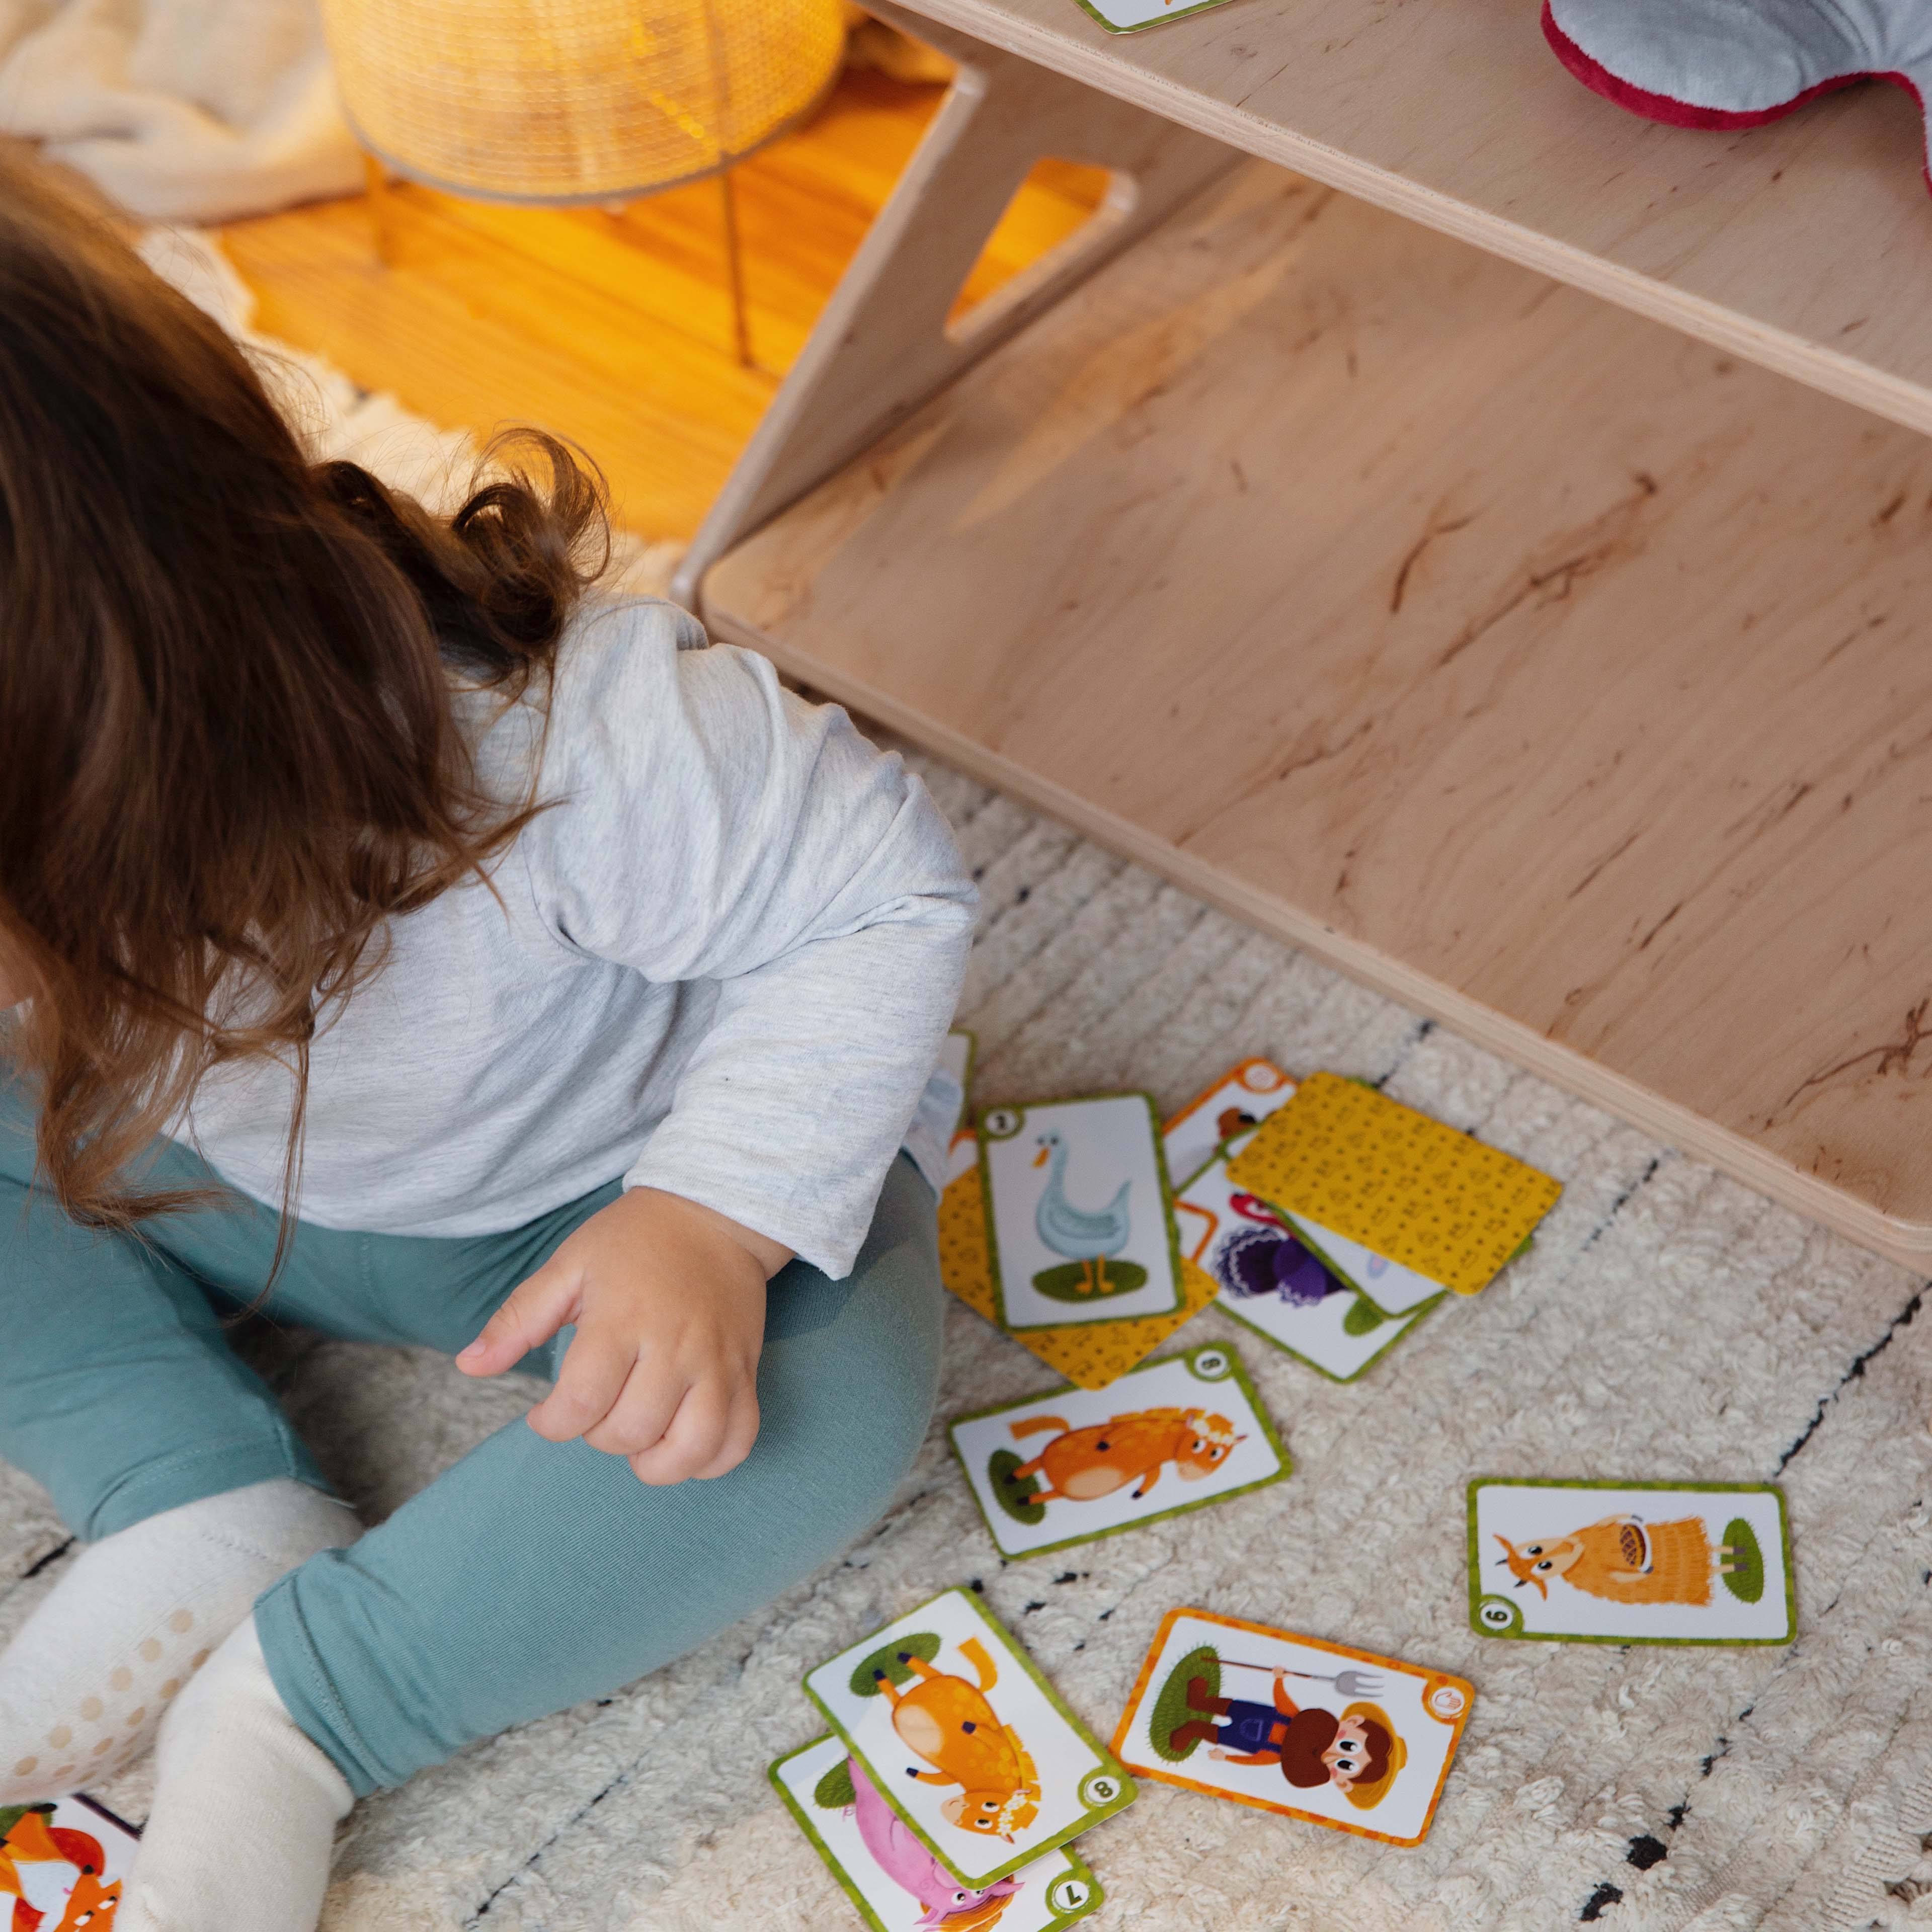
[771,1734,1103,1932]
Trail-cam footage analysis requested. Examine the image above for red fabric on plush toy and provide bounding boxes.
[1542,0,1932,188]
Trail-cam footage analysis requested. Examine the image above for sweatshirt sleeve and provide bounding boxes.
[523,603,979,1276]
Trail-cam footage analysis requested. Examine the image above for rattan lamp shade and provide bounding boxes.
[317,0,846,203]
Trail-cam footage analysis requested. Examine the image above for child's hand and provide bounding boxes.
[456,1187,790,1485]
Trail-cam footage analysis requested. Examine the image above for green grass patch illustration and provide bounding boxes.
[988,1448,1048,1524]
[1719,1517,1763,1603]
[851,1629,942,1698]
[1030,1259,1149,1302]
[812,1757,856,1810]
[1341,1296,1386,1335]
[1147,1646,1221,1762]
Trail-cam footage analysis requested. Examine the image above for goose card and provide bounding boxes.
[2,1795,138,1926]
[803,1588,1137,1889]
[979,1095,1184,1332]
[1161,1059,1297,1191]
[770,1734,1104,1932]
[1176,1130,1439,1378]
[1225,1072,1561,1299]
[940,1142,1219,1389]
[1469,1479,1796,1646]
[1112,1609,1473,1848]
[949,1343,1289,1560]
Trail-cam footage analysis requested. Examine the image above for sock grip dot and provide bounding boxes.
[11,1757,34,1777]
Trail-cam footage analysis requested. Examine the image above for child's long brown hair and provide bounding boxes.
[0,145,610,1241]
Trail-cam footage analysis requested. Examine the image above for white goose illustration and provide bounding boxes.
[1031,1129,1132,1294]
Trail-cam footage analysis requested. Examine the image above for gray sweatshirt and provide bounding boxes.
[178,598,979,1278]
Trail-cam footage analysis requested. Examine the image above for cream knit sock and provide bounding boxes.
[122,1617,351,1932]
[0,1479,358,1801]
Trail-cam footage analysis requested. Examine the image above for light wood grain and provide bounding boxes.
[216,69,1108,541]
[873,0,1932,442]
[672,0,1234,603]
[705,161,1932,1266]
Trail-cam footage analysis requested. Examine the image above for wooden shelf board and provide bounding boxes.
[878,0,1932,443]
[705,163,1932,1267]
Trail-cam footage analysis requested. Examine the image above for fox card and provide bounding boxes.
[1176,1131,1438,1377]
[2,1795,138,1927]
[770,1734,1104,1932]
[1112,1609,1473,1848]
[979,1095,1183,1332]
[1469,1479,1796,1645]
[949,1344,1290,1559]
[1161,1059,1297,1192]
[803,1588,1137,1888]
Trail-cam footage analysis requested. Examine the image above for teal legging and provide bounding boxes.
[0,1078,943,1796]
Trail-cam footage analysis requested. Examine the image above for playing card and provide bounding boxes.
[1469,1479,1795,1645]
[803,1588,1136,1888]
[1178,1132,1440,1375]
[1066,0,1244,37]
[980,1095,1183,1331]
[770,1734,1103,1932]
[1161,1059,1296,1192]
[1,1795,138,1925]
[1112,1609,1472,1847]
[1225,1073,1560,1299]
[949,1343,1289,1559]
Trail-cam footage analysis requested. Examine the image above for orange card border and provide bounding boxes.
[1163,1059,1296,1155]
[1109,1607,1475,1849]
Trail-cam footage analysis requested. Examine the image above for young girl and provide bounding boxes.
[0,149,976,1929]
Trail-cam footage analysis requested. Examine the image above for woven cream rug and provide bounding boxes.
[4,237,1931,1932]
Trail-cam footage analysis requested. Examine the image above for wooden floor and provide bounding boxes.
[215,68,1107,543]
[706,160,1932,1268]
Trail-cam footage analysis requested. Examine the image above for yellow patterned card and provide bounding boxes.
[940,1156,1218,1390]
[1223,1072,1560,1298]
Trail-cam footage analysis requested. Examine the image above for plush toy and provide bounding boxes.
[1542,0,1932,190]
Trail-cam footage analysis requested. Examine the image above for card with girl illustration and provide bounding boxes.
[1112,1608,1473,1847]
[979,1096,1184,1331]
[949,1344,1289,1560]
[1175,1130,1438,1380]
[770,1733,1103,1932]
[1469,1479,1795,1644]
[804,1589,1136,1888]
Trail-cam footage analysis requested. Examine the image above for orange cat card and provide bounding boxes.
[1112,1609,1473,1847]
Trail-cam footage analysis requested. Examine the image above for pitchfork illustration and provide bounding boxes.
[1221,1659,1385,1698]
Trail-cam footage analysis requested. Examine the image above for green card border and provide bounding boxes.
[1212,1287,1444,1383]
[1465,1477,1797,1647]
[1063,0,1244,35]
[979,1092,1187,1332]
[800,1585,1139,1888]
[946,1342,1293,1559]
[768,1735,1105,1932]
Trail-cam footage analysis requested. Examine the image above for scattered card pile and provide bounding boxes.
[774,1038,1798,1921]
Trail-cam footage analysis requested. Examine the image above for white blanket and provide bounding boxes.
[0,0,362,221]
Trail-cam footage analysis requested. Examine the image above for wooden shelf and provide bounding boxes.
[876,0,1932,442]
[705,163,1932,1267]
